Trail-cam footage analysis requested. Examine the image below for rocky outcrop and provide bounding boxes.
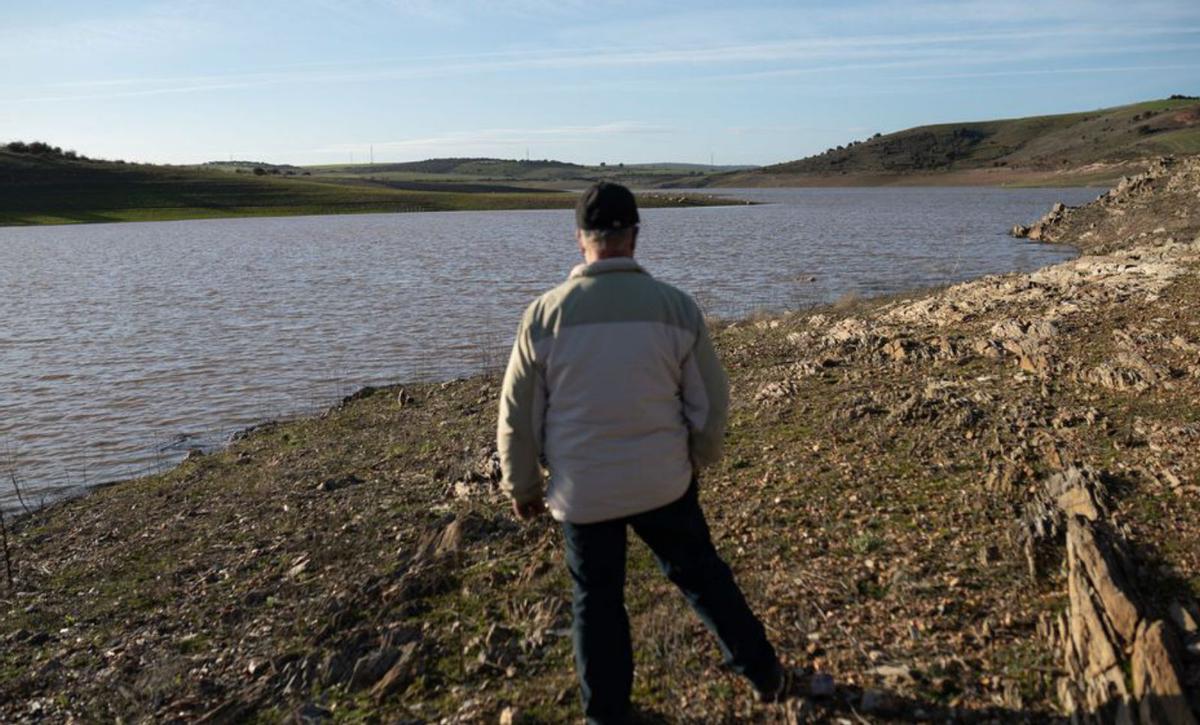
[1012,157,1200,253]
[748,159,1200,722]
[1021,467,1197,723]
[1012,201,1070,241]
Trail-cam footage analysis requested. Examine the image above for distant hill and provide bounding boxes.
[713,97,1200,187]
[0,144,575,225]
[312,157,587,179]
[0,144,728,226]
[308,157,755,189]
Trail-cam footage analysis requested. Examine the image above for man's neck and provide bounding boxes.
[583,249,634,264]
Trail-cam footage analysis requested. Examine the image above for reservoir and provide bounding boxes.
[0,186,1099,511]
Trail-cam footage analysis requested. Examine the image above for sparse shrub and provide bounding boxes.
[3,140,68,157]
[253,167,267,176]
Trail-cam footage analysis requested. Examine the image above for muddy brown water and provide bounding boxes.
[0,186,1100,511]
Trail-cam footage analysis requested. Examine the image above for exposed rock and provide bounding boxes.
[1031,463,1200,722]
[755,379,799,404]
[349,646,401,691]
[1168,602,1199,638]
[1068,520,1140,648]
[370,641,419,702]
[1083,351,1168,392]
[1132,620,1198,725]
[870,663,915,684]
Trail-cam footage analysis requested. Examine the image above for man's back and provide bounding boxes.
[498,256,728,524]
[497,182,787,721]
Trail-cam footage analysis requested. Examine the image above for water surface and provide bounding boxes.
[0,186,1100,510]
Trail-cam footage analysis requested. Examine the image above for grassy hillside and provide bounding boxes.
[309,157,755,190]
[0,148,729,227]
[714,97,1200,187]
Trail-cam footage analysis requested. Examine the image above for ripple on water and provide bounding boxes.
[0,186,1099,511]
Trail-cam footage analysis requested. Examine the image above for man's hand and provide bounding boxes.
[512,498,546,522]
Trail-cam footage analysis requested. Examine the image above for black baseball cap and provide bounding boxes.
[576,181,639,231]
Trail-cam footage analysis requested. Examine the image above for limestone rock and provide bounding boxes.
[349,646,400,690]
[1068,519,1140,647]
[370,641,420,702]
[1132,620,1198,725]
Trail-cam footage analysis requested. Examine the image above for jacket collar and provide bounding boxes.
[568,256,646,280]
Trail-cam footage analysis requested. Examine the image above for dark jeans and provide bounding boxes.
[561,482,780,724]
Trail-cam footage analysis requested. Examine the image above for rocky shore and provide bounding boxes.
[2,159,1199,722]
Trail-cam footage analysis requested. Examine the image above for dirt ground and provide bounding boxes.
[2,158,1199,723]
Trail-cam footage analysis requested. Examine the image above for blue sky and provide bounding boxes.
[2,0,1199,166]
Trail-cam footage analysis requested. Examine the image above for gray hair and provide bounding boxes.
[579,225,637,250]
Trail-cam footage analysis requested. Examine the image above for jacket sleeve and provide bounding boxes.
[681,316,729,468]
[497,306,546,504]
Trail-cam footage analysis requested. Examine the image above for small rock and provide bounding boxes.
[295,702,333,722]
[371,641,419,702]
[871,664,914,684]
[978,544,1000,565]
[1168,601,1198,636]
[397,388,414,408]
[318,473,363,492]
[350,646,401,690]
[287,557,309,578]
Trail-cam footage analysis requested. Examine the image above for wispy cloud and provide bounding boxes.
[7,22,1198,104]
[5,0,1199,165]
[900,63,1200,81]
[709,38,1200,82]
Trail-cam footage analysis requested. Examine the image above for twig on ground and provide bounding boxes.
[8,470,32,515]
[0,507,14,590]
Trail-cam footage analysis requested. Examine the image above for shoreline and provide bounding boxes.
[0,186,1084,516]
[2,159,1198,721]
[0,190,741,229]
[0,229,1081,521]
[701,161,1151,190]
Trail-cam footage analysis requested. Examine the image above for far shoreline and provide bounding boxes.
[0,190,745,229]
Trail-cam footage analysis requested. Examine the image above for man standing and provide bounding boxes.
[497,182,788,722]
